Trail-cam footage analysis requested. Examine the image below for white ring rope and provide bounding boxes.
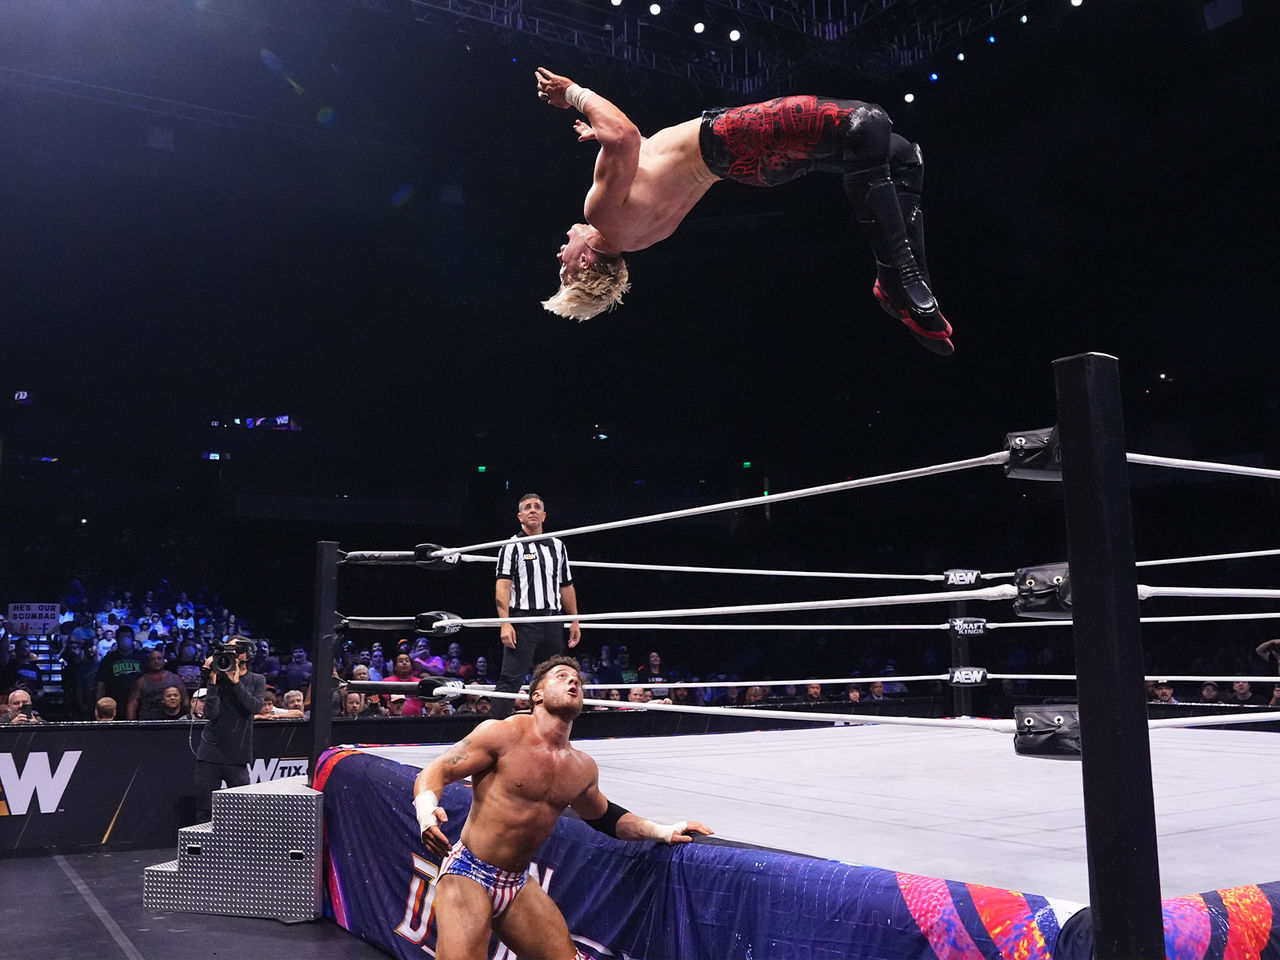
[1145,711,1280,729]
[357,681,1015,730]
[434,584,1019,630]
[431,451,1011,557]
[446,548,1280,586]
[599,673,1280,689]
[383,684,1275,734]
[347,604,1280,637]
[1136,585,1280,600]
[571,697,1018,732]
[355,682,1273,732]
[579,697,1274,732]
[1137,547,1280,568]
[585,622,948,631]
[429,603,1280,635]
[592,674,950,690]
[1127,452,1280,481]
[988,613,1280,629]
[457,553,945,582]
[988,611,1280,628]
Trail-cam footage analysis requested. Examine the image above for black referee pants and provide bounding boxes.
[491,618,565,718]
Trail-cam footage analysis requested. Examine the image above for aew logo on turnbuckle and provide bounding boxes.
[948,667,988,686]
[0,751,81,815]
[944,568,981,586]
[395,854,629,959]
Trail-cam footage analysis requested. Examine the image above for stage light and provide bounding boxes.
[693,21,705,33]
[903,93,915,103]
[987,34,996,43]
[956,52,965,61]
[729,28,741,41]
[1070,0,1082,6]
[649,2,660,14]
[929,72,939,81]
[1020,13,1029,22]
[610,0,621,5]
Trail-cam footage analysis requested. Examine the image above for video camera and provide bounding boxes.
[211,637,255,674]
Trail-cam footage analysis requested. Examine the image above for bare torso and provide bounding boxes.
[586,117,720,253]
[461,715,596,872]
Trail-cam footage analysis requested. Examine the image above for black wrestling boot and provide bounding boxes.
[845,176,953,356]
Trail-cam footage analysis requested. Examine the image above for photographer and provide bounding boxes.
[193,636,264,823]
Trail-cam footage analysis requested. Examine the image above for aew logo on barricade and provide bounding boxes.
[948,617,987,637]
[0,751,81,815]
[395,854,631,959]
[948,667,988,687]
[248,757,309,783]
[943,569,980,586]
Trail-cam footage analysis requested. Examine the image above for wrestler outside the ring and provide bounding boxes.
[413,655,712,960]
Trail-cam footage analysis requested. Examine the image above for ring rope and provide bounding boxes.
[345,543,1280,589]
[434,584,1019,630]
[343,683,1273,731]
[342,607,1280,635]
[1137,547,1280,568]
[581,611,1280,631]
[989,611,1280,628]
[573,697,1017,732]
[603,673,1280,689]
[1136,585,1280,600]
[584,622,948,631]
[431,451,1011,557]
[600,698,1276,732]
[458,553,945,581]
[1145,711,1280,728]
[589,674,948,690]
[1127,452,1280,481]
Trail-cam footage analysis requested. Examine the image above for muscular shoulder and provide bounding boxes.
[470,716,525,753]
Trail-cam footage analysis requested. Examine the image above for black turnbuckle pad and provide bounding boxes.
[414,544,460,567]
[1013,704,1081,759]
[416,610,463,635]
[1013,562,1072,619]
[1004,427,1062,481]
[418,676,467,699]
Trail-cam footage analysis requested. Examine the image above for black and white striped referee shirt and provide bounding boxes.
[495,533,574,611]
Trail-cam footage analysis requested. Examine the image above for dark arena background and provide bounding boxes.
[2,2,1279,960]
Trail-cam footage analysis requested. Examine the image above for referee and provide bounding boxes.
[492,492,581,717]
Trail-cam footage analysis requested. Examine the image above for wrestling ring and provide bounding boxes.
[160,355,1280,960]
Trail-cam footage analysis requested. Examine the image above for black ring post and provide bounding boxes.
[1053,353,1163,959]
[308,540,340,785]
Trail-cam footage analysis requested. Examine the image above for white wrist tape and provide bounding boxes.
[565,83,595,113]
[644,819,687,843]
[414,790,440,834]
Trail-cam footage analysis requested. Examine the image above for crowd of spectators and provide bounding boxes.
[0,582,263,722]
[4,588,1280,723]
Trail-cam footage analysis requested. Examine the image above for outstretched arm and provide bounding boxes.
[412,719,507,857]
[535,67,640,210]
[570,760,712,845]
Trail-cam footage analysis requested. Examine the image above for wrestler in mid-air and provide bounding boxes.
[536,66,954,355]
[413,656,711,960]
